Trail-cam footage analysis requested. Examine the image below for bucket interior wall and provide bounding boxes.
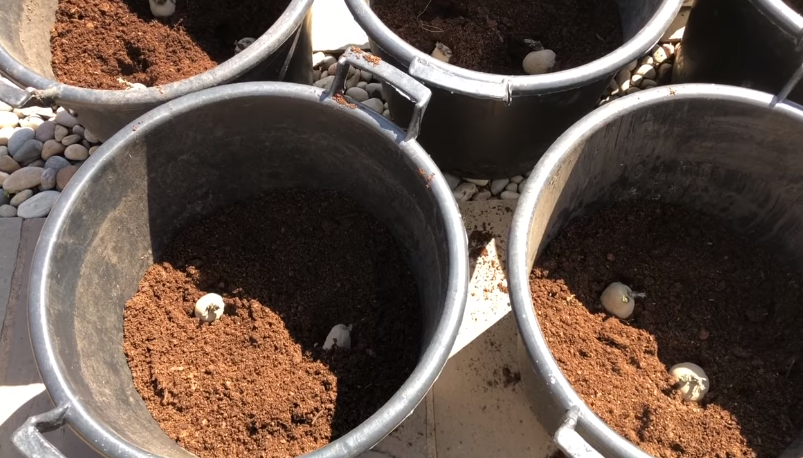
[0,0,58,78]
[41,93,449,457]
[521,95,803,454]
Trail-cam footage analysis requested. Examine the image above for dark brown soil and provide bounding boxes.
[784,0,803,14]
[371,0,623,74]
[51,0,290,89]
[123,189,421,458]
[530,200,803,458]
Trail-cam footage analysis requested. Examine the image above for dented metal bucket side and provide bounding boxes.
[508,84,803,457]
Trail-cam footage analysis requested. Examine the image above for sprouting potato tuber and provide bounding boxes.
[522,49,556,75]
[148,0,176,18]
[234,38,257,55]
[431,42,453,64]
[323,324,352,350]
[600,282,645,319]
[670,362,710,402]
[194,293,225,323]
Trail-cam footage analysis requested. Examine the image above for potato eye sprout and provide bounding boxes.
[600,282,646,319]
[194,293,225,323]
[149,0,176,18]
[670,362,710,402]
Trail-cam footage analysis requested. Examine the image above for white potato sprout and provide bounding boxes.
[149,0,176,18]
[194,293,225,323]
[431,42,453,63]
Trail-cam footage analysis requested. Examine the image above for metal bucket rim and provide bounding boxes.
[750,0,803,34]
[508,83,803,458]
[29,81,469,458]
[0,0,313,107]
[344,0,683,95]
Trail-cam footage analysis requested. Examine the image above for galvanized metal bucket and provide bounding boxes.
[508,80,803,457]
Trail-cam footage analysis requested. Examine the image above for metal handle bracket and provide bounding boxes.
[12,404,70,458]
[554,407,605,458]
[327,48,432,142]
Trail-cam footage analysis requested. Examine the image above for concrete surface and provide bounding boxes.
[0,199,554,458]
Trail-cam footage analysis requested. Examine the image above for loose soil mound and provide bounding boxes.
[531,200,803,457]
[124,189,421,458]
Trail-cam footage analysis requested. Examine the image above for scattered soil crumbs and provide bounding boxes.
[371,0,623,74]
[530,200,803,457]
[51,0,290,89]
[124,189,421,458]
[785,0,803,14]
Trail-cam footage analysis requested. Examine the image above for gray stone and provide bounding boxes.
[8,127,35,154]
[54,125,69,142]
[382,110,391,120]
[44,155,70,171]
[641,79,658,88]
[65,144,89,161]
[464,178,489,186]
[0,155,20,173]
[17,190,60,218]
[321,55,337,69]
[11,139,43,164]
[54,111,79,128]
[443,173,461,190]
[41,140,66,160]
[28,159,45,168]
[345,70,361,89]
[366,83,383,99]
[0,204,16,217]
[61,134,82,146]
[0,193,9,206]
[362,98,384,113]
[510,175,524,184]
[0,171,7,186]
[35,121,56,142]
[473,190,492,201]
[72,125,84,137]
[313,75,335,89]
[357,81,368,89]
[360,70,373,83]
[0,145,7,156]
[452,182,478,202]
[88,146,99,156]
[10,189,33,207]
[490,178,509,195]
[313,69,321,81]
[505,182,518,192]
[56,165,78,190]
[345,87,369,102]
[500,190,520,200]
[3,167,43,193]
[40,167,57,190]
[83,128,100,143]
[635,64,656,79]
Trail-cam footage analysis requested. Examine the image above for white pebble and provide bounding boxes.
[452,182,478,201]
[362,98,384,113]
[431,42,453,63]
[473,190,492,201]
[443,173,461,190]
[10,189,33,207]
[639,56,654,67]
[321,55,337,69]
[510,175,524,184]
[652,46,668,64]
[54,125,68,142]
[83,128,99,143]
[641,79,658,88]
[19,116,44,130]
[615,69,631,88]
[65,144,88,160]
[345,87,369,102]
[313,76,335,89]
[0,126,15,145]
[323,324,352,350]
[631,74,644,87]
[636,64,656,79]
[490,178,509,195]
[194,293,225,322]
[522,49,556,75]
[670,362,709,402]
[54,111,78,128]
[464,178,489,186]
[626,86,642,95]
[0,204,16,217]
[625,60,637,72]
[504,182,518,192]
[61,134,82,146]
[500,190,520,200]
[382,110,392,120]
[0,112,18,129]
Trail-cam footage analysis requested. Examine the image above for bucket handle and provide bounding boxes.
[775,62,803,105]
[12,404,70,458]
[328,48,432,142]
[0,77,59,108]
[553,407,605,458]
[407,58,512,104]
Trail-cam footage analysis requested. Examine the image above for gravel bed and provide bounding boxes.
[0,36,678,219]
